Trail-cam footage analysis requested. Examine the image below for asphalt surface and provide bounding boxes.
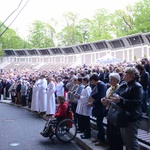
[0,102,83,150]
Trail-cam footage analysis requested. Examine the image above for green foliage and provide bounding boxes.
[89,8,112,41]
[0,21,31,50]
[57,12,82,46]
[134,0,150,32]
[28,20,55,48]
[77,18,92,43]
[110,5,136,37]
[0,0,150,49]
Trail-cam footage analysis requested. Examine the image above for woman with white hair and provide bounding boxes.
[105,73,120,99]
[101,72,123,150]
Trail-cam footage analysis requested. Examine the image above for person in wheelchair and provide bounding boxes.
[40,96,69,138]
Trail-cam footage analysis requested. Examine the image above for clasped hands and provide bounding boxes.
[101,94,120,106]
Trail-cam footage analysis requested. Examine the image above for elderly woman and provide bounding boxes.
[108,67,143,150]
[40,96,69,137]
[101,72,123,150]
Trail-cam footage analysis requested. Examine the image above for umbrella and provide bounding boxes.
[96,53,122,64]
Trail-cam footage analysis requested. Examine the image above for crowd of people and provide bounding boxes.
[0,57,150,150]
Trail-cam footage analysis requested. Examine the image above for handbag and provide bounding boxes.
[107,102,130,128]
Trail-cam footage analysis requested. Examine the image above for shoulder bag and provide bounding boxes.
[107,102,130,128]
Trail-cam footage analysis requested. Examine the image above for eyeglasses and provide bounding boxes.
[125,71,132,74]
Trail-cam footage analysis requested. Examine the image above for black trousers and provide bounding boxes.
[107,121,123,150]
[21,95,27,106]
[78,114,91,136]
[77,114,85,132]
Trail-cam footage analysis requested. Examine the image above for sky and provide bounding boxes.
[0,0,139,38]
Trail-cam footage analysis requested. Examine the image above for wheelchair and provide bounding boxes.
[40,117,77,143]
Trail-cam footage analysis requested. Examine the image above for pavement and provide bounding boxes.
[0,100,82,150]
[0,99,110,150]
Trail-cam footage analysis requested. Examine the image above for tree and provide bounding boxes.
[77,18,92,43]
[134,0,150,33]
[88,8,112,41]
[28,20,55,48]
[110,5,136,37]
[0,22,29,50]
[57,12,81,46]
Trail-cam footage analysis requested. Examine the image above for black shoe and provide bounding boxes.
[40,131,49,137]
[80,134,91,139]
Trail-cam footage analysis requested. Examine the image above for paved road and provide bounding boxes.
[0,103,82,150]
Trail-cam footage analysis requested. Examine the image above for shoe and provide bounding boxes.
[80,134,91,139]
[40,131,49,137]
[92,139,99,143]
[95,141,105,146]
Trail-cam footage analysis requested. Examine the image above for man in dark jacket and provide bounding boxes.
[88,74,107,146]
[16,80,22,104]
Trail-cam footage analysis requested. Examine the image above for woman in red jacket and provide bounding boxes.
[40,96,69,137]
[51,96,69,121]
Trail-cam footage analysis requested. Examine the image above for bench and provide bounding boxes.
[90,116,150,150]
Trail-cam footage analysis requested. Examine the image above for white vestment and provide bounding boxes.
[38,78,47,112]
[76,85,92,116]
[31,79,40,111]
[46,81,56,115]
